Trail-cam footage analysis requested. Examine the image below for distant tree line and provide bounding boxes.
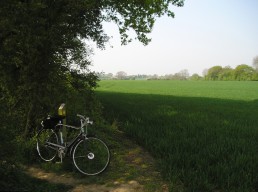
[204,64,258,81]
[99,60,258,81]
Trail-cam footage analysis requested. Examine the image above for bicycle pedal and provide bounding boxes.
[56,161,62,164]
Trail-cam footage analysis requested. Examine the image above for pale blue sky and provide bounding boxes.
[90,0,258,76]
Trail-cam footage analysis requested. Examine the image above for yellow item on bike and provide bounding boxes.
[58,103,66,117]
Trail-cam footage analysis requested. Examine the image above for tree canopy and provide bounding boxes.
[253,55,258,72]
[0,0,184,136]
[204,64,258,81]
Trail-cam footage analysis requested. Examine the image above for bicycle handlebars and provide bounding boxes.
[77,114,93,125]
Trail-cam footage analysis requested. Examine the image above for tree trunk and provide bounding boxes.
[23,103,34,138]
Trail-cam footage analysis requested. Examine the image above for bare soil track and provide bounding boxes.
[25,130,169,192]
[26,166,144,192]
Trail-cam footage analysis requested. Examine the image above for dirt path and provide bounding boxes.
[25,129,169,192]
[26,166,144,192]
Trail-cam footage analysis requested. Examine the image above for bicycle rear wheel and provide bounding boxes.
[73,137,110,175]
[37,129,58,161]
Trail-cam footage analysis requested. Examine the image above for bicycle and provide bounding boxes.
[36,114,110,175]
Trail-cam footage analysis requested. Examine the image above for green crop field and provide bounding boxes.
[96,80,258,192]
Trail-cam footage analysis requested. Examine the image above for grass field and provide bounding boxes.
[96,80,258,192]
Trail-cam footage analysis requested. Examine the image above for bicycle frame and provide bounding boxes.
[42,114,92,160]
[45,131,82,155]
[37,114,110,175]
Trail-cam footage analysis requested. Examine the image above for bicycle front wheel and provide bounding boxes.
[73,137,110,175]
[37,129,58,161]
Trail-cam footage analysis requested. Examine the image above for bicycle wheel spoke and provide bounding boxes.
[73,137,110,175]
[74,155,87,158]
[37,129,58,161]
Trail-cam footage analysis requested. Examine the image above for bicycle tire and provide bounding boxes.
[37,129,58,161]
[72,137,110,175]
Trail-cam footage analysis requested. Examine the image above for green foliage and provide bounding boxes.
[205,64,258,81]
[0,1,186,189]
[218,66,234,80]
[0,0,102,137]
[0,0,185,137]
[0,0,186,189]
[97,80,258,191]
[205,66,223,80]
[233,64,255,81]
[253,55,258,72]
[190,73,202,80]
[102,0,184,45]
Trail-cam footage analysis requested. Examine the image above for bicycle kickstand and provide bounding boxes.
[57,148,64,164]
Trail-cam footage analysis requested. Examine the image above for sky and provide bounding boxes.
[89,0,258,76]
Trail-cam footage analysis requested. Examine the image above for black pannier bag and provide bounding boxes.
[42,116,64,129]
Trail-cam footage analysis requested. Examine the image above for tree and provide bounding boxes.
[1,0,100,136]
[0,0,184,136]
[218,66,233,80]
[233,64,255,81]
[107,73,114,79]
[98,72,113,80]
[103,0,185,45]
[202,69,208,77]
[180,69,190,80]
[253,56,258,72]
[205,66,223,80]
[175,69,189,80]
[190,73,202,80]
[116,71,127,79]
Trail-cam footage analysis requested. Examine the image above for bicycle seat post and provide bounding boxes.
[58,103,67,145]
[59,126,64,145]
